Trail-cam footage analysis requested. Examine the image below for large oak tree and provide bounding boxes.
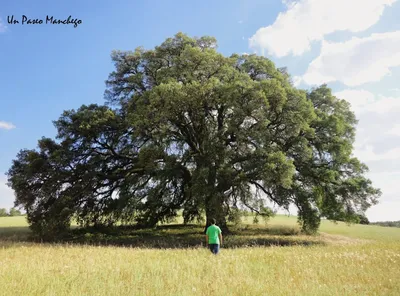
[7,33,380,238]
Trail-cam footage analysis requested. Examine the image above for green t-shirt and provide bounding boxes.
[206,224,222,244]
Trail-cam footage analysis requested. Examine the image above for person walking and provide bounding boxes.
[205,218,222,254]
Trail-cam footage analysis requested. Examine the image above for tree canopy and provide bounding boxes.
[7,33,381,238]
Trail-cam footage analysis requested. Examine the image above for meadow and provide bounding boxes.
[1,215,399,296]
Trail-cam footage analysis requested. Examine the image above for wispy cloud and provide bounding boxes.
[0,121,16,130]
[302,31,400,86]
[0,17,7,33]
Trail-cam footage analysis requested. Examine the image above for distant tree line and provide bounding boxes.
[0,207,23,217]
[334,214,369,225]
[370,221,400,228]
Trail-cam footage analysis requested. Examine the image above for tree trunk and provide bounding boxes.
[200,161,229,233]
[203,193,229,234]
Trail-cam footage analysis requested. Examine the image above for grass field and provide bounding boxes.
[1,215,399,296]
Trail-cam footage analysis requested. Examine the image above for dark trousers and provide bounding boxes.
[208,244,220,254]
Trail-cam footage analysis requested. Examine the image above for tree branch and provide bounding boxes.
[249,181,281,206]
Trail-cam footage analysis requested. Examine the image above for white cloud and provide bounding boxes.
[292,76,303,87]
[334,89,400,117]
[0,17,7,33]
[387,124,400,136]
[249,0,396,57]
[0,174,15,210]
[334,89,376,114]
[365,171,400,221]
[354,155,400,221]
[0,121,16,130]
[365,95,400,114]
[281,0,297,8]
[302,31,400,86]
[366,200,400,221]
[354,146,400,162]
[367,172,400,196]
[333,89,400,221]
[334,89,400,153]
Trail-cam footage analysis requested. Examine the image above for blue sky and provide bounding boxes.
[0,0,288,167]
[1,0,400,221]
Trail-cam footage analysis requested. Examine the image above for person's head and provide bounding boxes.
[211,218,216,225]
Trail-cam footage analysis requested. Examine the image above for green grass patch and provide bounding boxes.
[1,215,400,295]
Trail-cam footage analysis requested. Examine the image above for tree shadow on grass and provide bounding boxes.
[230,224,301,236]
[0,224,324,249]
[0,226,31,242]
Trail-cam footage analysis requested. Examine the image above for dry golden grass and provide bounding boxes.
[1,215,399,296]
